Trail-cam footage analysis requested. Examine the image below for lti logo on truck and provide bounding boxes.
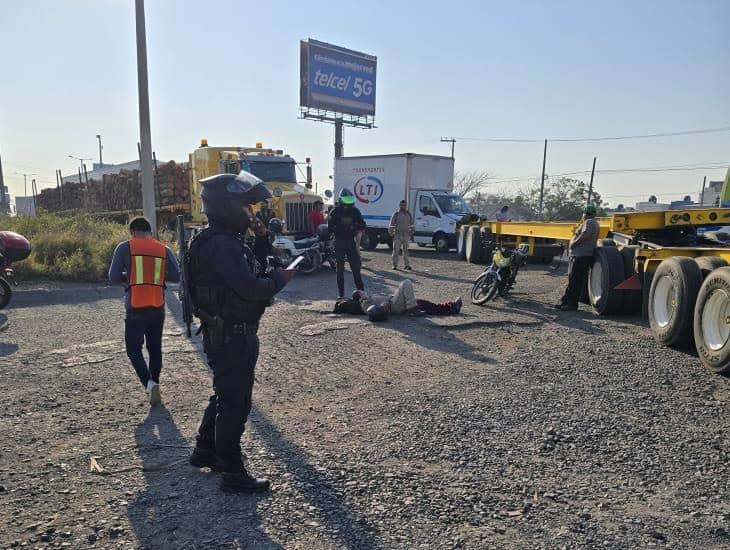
[354,176,384,204]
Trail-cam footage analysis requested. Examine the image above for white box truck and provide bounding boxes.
[333,153,472,252]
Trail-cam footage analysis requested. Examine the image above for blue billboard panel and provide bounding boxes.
[300,39,377,117]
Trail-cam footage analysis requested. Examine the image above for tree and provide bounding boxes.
[453,170,492,198]
[519,177,604,221]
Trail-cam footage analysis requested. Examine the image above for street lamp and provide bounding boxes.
[96,134,103,166]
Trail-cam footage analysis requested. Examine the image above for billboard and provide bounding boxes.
[300,39,377,117]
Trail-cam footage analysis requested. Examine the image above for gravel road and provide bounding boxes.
[1,247,728,549]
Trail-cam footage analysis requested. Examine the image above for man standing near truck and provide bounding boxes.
[108,217,180,406]
[328,188,366,299]
[389,200,414,270]
[555,204,599,311]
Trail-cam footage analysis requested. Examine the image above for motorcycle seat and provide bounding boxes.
[293,237,318,250]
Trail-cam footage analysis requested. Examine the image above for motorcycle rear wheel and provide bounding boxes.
[0,277,12,310]
[471,271,499,305]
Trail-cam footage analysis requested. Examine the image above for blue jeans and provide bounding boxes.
[124,307,165,387]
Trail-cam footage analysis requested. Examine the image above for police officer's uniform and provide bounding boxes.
[187,171,289,493]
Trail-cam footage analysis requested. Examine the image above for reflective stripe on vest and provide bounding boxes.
[128,238,167,309]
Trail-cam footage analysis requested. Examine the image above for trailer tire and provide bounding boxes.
[588,247,625,315]
[648,256,702,348]
[620,246,642,314]
[457,226,467,260]
[694,267,730,375]
[695,256,727,278]
[465,227,482,264]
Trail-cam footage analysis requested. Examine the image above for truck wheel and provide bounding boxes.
[0,278,11,310]
[648,257,702,348]
[434,232,449,253]
[588,247,625,315]
[695,256,727,278]
[457,226,467,260]
[620,246,642,314]
[465,227,482,264]
[694,267,730,375]
[361,231,378,251]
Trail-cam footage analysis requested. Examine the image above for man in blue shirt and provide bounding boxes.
[108,217,180,405]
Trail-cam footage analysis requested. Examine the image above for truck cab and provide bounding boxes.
[189,141,322,234]
[413,190,472,251]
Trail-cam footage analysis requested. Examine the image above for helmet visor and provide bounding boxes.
[340,194,355,205]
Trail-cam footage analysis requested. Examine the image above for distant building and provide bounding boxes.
[15,196,36,217]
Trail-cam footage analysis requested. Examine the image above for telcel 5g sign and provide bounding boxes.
[300,39,377,117]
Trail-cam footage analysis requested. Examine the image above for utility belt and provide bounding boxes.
[195,308,259,354]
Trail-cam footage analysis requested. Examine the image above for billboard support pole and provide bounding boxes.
[334,118,344,159]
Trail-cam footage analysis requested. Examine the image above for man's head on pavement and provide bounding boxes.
[399,200,407,212]
[129,217,152,238]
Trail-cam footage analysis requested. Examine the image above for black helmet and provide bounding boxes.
[268,218,284,235]
[366,304,388,322]
[200,171,271,231]
[339,188,355,206]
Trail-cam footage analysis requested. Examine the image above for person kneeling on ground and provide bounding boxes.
[349,279,462,320]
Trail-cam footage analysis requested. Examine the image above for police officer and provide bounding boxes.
[187,171,295,493]
[327,188,366,299]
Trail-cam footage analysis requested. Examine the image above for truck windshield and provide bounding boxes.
[241,160,297,183]
[434,194,471,215]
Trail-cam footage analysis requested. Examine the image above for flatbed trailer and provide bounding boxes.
[458,208,730,375]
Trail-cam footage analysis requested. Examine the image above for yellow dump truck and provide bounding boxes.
[458,207,730,375]
[188,140,323,233]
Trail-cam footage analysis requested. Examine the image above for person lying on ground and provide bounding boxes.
[345,279,462,320]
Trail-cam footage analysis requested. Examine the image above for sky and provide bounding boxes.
[1,0,728,207]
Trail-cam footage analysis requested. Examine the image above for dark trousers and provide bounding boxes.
[335,239,364,298]
[561,256,593,306]
[124,307,164,387]
[196,333,259,471]
[416,299,455,315]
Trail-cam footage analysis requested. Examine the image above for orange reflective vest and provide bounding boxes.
[128,238,167,309]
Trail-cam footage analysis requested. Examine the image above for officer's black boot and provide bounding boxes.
[220,460,270,494]
[189,446,221,471]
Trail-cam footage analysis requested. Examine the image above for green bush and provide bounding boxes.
[0,214,130,281]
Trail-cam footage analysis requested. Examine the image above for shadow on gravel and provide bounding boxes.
[163,297,380,549]
[130,406,283,549]
[251,409,380,549]
[490,297,611,335]
[383,316,495,364]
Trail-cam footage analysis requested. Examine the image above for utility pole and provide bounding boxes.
[68,155,92,184]
[0,149,6,208]
[440,137,456,159]
[135,0,156,234]
[96,134,103,166]
[587,156,597,205]
[538,139,547,218]
[700,175,707,206]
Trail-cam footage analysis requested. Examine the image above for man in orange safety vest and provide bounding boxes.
[109,217,180,405]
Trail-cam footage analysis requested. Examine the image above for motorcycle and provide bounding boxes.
[268,219,335,275]
[0,231,32,310]
[470,243,529,305]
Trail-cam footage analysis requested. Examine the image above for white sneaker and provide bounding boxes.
[147,380,161,406]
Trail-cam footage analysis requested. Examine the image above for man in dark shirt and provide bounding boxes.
[327,189,366,299]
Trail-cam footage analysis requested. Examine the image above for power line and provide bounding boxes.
[447,125,730,143]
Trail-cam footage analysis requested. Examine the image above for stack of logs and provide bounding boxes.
[37,161,190,213]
